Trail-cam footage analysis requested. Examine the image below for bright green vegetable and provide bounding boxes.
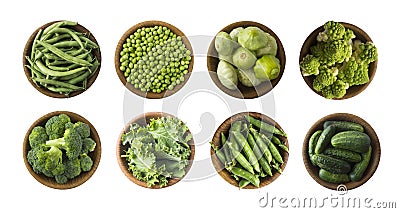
[308,130,322,163]
[228,142,254,174]
[46,124,84,160]
[331,131,371,153]
[121,116,192,188]
[232,47,257,70]
[253,54,280,81]
[245,115,287,137]
[349,146,372,181]
[249,128,273,164]
[238,179,250,189]
[237,69,262,87]
[232,131,261,173]
[231,167,260,187]
[319,169,350,184]
[229,27,243,42]
[238,27,269,51]
[255,32,278,57]
[300,21,378,99]
[29,126,48,148]
[215,32,235,56]
[247,133,272,176]
[217,60,238,90]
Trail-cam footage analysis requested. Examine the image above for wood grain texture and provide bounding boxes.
[207,21,286,99]
[116,112,195,189]
[23,111,102,190]
[299,22,378,100]
[114,21,194,99]
[210,111,289,189]
[302,113,380,190]
[23,20,102,98]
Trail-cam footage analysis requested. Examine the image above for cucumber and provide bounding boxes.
[311,154,352,174]
[315,125,336,154]
[319,169,350,184]
[331,131,371,153]
[308,130,322,165]
[323,120,364,132]
[350,146,372,182]
[323,147,362,163]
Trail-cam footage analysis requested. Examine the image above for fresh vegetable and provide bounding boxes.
[253,54,280,81]
[119,25,192,93]
[300,21,378,99]
[331,131,371,153]
[349,146,372,181]
[121,116,192,188]
[27,114,96,184]
[311,154,352,174]
[211,114,288,188]
[217,60,238,90]
[319,169,350,184]
[214,25,281,91]
[25,21,100,96]
[245,115,287,137]
[307,119,374,184]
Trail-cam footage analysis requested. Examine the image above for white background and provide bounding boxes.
[1,0,398,212]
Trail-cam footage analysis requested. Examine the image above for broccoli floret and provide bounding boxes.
[313,66,338,90]
[55,174,68,184]
[300,55,320,76]
[80,153,94,172]
[317,21,346,42]
[45,126,83,160]
[73,122,91,139]
[81,138,96,154]
[29,126,48,148]
[321,80,349,99]
[27,145,64,177]
[45,114,71,140]
[65,122,74,130]
[353,41,378,64]
[64,158,81,179]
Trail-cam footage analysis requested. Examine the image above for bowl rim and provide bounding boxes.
[299,22,378,100]
[116,111,195,189]
[23,111,102,190]
[22,20,102,99]
[207,20,286,99]
[210,111,289,189]
[302,112,381,190]
[114,20,194,99]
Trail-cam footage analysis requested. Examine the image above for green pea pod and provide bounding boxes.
[250,128,273,164]
[245,115,287,137]
[228,143,254,174]
[221,132,235,168]
[239,179,250,189]
[232,131,261,173]
[210,142,226,165]
[247,133,272,176]
[271,136,289,152]
[231,167,260,187]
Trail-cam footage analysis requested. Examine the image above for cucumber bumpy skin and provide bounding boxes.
[311,154,352,174]
[323,147,362,163]
[349,146,372,182]
[315,125,336,154]
[319,168,350,184]
[331,131,371,153]
[323,120,364,132]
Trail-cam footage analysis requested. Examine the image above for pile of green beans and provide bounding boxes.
[119,25,192,93]
[25,21,100,96]
[211,115,289,188]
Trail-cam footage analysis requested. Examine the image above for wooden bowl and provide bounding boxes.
[210,112,289,189]
[23,20,102,98]
[115,20,194,99]
[23,111,102,189]
[207,21,286,99]
[116,112,195,188]
[299,22,378,100]
[303,113,381,190]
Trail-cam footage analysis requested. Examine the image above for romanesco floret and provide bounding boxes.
[317,21,346,42]
[321,80,349,99]
[338,57,358,81]
[312,66,338,92]
[353,41,378,64]
[300,55,320,76]
[350,62,370,86]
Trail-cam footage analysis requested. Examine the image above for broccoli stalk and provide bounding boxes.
[45,127,83,160]
[27,145,64,178]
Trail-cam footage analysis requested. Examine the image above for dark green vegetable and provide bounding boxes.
[315,125,336,154]
[210,142,226,165]
[245,115,287,137]
[228,143,254,174]
[323,120,364,132]
[323,147,362,163]
[249,128,273,164]
[247,133,272,176]
[331,131,371,153]
[231,167,260,187]
[319,169,350,184]
[311,154,352,174]
[232,131,260,173]
[308,130,322,164]
[349,146,372,181]
[221,132,235,168]
[239,179,251,189]
[265,137,283,164]
[271,136,289,152]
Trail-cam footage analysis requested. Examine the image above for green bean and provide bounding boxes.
[249,128,273,164]
[239,179,250,189]
[45,27,84,48]
[271,136,289,152]
[52,40,82,48]
[231,167,260,187]
[46,86,75,94]
[247,133,272,176]
[45,33,71,44]
[245,115,287,137]
[42,20,77,35]
[32,78,82,90]
[68,71,90,84]
[79,35,99,48]
[228,143,254,174]
[47,64,70,71]
[232,131,260,173]
[35,60,88,77]
[31,29,43,60]
[37,40,92,66]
